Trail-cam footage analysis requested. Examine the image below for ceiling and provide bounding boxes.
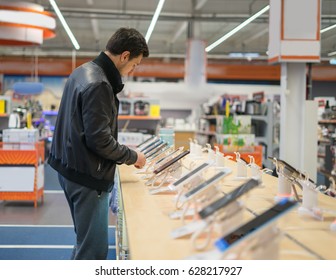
[1,0,336,61]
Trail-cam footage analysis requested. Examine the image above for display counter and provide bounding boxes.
[117,154,336,260]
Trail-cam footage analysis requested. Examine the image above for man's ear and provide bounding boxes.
[120,51,130,62]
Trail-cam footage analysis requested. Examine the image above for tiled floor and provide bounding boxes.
[0,164,117,259]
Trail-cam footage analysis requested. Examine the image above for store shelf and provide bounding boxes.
[195,130,216,136]
[0,141,45,207]
[318,119,336,124]
[118,115,161,120]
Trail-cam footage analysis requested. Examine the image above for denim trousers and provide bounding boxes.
[58,173,109,260]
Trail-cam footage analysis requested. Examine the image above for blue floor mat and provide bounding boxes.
[0,226,116,260]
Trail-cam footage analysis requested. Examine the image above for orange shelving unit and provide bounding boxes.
[0,141,45,207]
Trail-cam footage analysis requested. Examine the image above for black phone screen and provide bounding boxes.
[215,199,297,251]
[153,150,190,174]
[198,179,260,219]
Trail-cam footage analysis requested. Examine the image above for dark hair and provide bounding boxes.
[106,27,149,59]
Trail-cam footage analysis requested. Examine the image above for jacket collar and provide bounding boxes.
[93,52,124,94]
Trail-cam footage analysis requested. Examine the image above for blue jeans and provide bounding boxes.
[58,174,109,260]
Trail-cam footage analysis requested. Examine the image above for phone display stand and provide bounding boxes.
[297,175,323,221]
[145,161,182,189]
[275,173,293,201]
[189,139,203,159]
[191,201,244,251]
[170,176,221,220]
[221,225,281,260]
[234,152,247,180]
[179,187,223,224]
[214,146,232,170]
[205,144,215,161]
[247,155,272,186]
[139,147,175,178]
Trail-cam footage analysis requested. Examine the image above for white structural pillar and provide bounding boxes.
[280,63,305,167]
[269,0,321,179]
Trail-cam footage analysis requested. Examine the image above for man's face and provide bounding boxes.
[118,51,143,77]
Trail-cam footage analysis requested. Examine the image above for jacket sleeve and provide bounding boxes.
[81,82,137,165]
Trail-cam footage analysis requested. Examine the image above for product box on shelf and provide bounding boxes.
[216,133,255,153]
[2,128,39,150]
[119,98,160,117]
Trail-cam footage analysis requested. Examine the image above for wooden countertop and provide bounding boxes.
[118,155,336,260]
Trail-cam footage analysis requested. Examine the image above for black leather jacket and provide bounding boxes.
[48,52,137,192]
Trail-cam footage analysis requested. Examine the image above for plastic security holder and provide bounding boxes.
[214,146,232,170]
[220,224,282,260]
[234,152,247,179]
[205,144,215,161]
[247,155,272,186]
[191,201,244,251]
[297,174,323,220]
[145,161,182,190]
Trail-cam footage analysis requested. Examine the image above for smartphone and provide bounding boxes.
[143,140,164,155]
[146,145,172,161]
[268,157,315,184]
[215,198,298,252]
[169,162,211,190]
[139,137,160,152]
[152,147,184,168]
[153,150,190,175]
[136,135,155,148]
[145,142,168,158]
[198,179,260,219]
[180,170,230,203]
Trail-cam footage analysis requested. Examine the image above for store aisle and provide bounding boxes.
[0,191,117,260]
[0,225,116,260]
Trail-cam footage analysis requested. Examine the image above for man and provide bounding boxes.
[48,27,148,260]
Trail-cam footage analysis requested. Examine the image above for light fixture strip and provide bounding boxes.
[49,0,80,50]
[205,5,270,52]
[321,23,336,34]
[328,50,336,57]
[145,0,165,43]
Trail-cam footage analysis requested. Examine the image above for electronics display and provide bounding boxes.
[143,140,164,155]
[152,147,184,169]
[139,137,160,152]
[169,162,211,189]
[180,171,230,202]
[198,179,260,219]
[145,142,168,158]
[153,150,190,175]
[268,157,315,184]
[146,145,171,161]
[136,135,155,148]
[215,199,298,252]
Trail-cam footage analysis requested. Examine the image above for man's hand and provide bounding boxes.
[134,150,146,169]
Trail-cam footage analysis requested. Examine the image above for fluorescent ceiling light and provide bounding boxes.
[328,50,336,57]
[205,5,270,52]
[145,0,165,43]
[49,0,80,50]
[321,23,336,34]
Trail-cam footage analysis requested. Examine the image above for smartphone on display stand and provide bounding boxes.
[153,150,190,175]
[180,170,231,204]
[215,198,298,253]
[268,157,315,184]
[139,137,161,152]
[168,162,212,191]
[198,179,260,220]
[145,142,168,159]
[143,140,164,155]
[136,135,155,149]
